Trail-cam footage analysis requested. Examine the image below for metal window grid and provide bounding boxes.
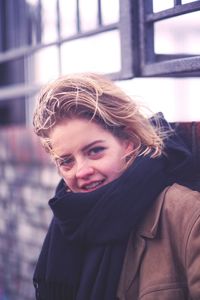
[137,0,200,76]
[0,0,133,103]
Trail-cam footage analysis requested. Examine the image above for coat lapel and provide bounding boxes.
[117,233,146,299]
[117,187,169,299]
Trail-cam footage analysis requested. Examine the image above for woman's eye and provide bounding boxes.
[88,146,105,156]
[57,157,74,168]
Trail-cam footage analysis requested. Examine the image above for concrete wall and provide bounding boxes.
[0,126,59,300]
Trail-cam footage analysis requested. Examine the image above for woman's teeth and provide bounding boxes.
[84,180,104,190]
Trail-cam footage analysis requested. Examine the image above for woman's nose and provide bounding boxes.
[75,160,94,178]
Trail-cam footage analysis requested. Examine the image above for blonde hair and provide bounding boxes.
[33,72,165,160]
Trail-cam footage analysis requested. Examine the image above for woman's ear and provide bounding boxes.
[122,140,134,164]
[124,139,134,155]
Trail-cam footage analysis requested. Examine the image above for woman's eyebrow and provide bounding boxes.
[57,153,73,160]
[82,140,105,152]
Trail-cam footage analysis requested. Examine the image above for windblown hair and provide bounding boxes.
[33,72,165,159]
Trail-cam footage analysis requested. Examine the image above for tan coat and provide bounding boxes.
[117,184,200,300]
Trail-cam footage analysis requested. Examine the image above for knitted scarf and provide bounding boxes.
[33,118,193,300]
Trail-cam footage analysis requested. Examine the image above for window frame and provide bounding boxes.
[136,0,200,77]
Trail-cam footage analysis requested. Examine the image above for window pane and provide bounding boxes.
[182,0,199,3]
[3,0,41,49]
[0,100,11,125]
[41,0,58,43]
[59,0,77,37]
[27,46,60,85]
[101,0,119,25]
[153,0,174,13]
[26,0,39,5]
[26,0,41,46]
[0,98,26,125]
[0,58,24,86]
[79,0,98,31]
[154,11,200,55]
[61,30,121,74]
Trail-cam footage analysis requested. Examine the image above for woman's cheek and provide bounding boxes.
[57,167,68,184]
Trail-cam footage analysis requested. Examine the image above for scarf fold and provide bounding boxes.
[33,114,193,300]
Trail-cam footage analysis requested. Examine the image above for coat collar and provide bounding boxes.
[138,186,170,239]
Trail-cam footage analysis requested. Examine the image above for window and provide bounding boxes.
[135,0,200,76]
[0,0,200,125]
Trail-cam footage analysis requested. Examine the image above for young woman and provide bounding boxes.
[32,73,200,300]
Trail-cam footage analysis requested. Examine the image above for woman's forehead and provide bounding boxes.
[49,118,113,155]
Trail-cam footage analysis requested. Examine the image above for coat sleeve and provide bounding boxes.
[185,208,200,299]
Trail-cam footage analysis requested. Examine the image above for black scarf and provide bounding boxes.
[33,117,193,300]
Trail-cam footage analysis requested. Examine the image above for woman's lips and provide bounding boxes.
[81,179,105,191]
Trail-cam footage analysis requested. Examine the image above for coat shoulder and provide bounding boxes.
[159,183,200,248]
[162,183,200,219]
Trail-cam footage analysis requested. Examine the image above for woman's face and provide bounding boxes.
[49,118,133,193]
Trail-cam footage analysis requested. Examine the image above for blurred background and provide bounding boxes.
[0,0,200,299]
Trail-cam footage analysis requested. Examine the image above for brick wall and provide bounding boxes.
[0,122,199,300]
[0,126,60,300]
